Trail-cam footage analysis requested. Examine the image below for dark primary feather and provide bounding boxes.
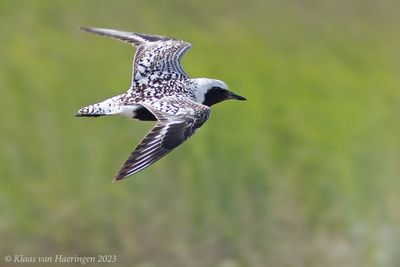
[114,99,210,181]
[80,27,172,45]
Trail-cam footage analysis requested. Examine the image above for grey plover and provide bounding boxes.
[76,27,246,181]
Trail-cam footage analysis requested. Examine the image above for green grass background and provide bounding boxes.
[1,0,399,266]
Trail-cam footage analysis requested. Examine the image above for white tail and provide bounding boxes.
[76,94,125,117]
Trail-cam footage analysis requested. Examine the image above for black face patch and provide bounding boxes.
[203,87,230,107]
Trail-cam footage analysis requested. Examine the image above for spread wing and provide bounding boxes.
[114,98,210,181]
[80,27,192,85]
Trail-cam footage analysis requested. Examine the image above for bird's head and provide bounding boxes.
[194,78,246,107]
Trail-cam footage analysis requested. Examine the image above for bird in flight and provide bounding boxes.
[76,27,246,181]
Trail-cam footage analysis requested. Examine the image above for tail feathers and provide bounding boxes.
[76,104,107,117]
[76,94,126,118]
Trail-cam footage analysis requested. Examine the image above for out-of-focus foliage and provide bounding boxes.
[1,1,399,266]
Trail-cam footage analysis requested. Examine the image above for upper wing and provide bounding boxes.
[80,27,192,85]
[114,99,210,181]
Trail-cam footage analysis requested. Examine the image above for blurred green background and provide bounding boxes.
[1,0,400,266]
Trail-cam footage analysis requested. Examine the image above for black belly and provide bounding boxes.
[134,106,157,121]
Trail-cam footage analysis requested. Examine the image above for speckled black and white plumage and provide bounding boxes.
[76,27,246,181]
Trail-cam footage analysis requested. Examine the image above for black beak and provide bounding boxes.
[229,92,246,101]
